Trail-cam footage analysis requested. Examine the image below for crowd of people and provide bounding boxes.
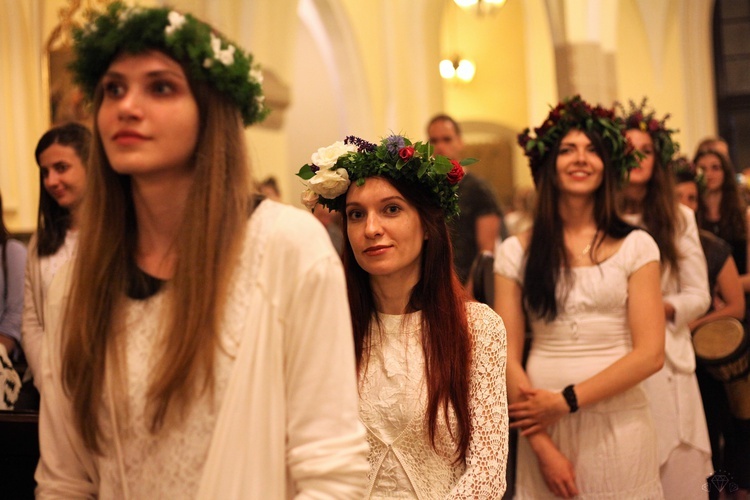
[0,2,748,499]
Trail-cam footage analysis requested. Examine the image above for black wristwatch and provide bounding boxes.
[562,384,579,413]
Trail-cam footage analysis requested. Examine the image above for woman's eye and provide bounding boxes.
[347,210,363,221]
[103,81,125,98]
[385,205,401,215]
[152,81,174,95]
[55,164,69,174]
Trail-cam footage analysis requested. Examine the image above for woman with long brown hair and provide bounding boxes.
[695,149,750,284]
[298,135,508,498]
[619,100,712,498]
[35,3,367,497]
[495,96,665,498]
[22,122,90,392]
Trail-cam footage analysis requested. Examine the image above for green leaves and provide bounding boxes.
[296,164,315,180]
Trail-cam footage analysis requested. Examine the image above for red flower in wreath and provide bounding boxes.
[398,146,415,161]
[447,160,465,184]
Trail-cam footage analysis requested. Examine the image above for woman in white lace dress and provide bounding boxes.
[495,96,666,499]
[297,135,509,498]
[35,4,368,498]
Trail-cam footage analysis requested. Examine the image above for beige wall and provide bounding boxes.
[1,0,719,230]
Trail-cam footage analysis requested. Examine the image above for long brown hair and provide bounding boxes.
[61,55,251,452]
[620,131,682,272]
[342,176,472,462]
[525,131,635,321]
[694,150,747,240]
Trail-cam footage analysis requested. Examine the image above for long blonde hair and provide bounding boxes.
[61,65,252,452]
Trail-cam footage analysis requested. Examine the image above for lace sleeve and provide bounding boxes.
[449,302,508,498]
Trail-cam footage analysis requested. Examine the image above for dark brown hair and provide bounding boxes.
[342,176,472,462]
[525,130,635,321]
[33,122,92,256]
[694,150,746,240]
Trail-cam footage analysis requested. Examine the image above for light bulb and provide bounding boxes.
[439,59,457,79]
[456,59,476,82]
[454,0,478,7]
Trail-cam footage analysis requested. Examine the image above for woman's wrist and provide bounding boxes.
[562,384,578,413]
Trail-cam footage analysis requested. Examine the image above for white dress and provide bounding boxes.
[359,302,508,499]
[624,205,712,499]
[36,200,369,499]
[495,229,664,499]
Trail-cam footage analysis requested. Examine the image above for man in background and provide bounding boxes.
[427,114,502,295]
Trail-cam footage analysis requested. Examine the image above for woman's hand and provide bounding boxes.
[534,441,579,498]
[508,385,569,435]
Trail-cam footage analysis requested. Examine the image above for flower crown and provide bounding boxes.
[670,156,706,191]
[518,95,639,181]
[70,1,267,126]
[296,135,476,218]
[616,97,679,169]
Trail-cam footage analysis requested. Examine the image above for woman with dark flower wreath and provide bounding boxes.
[298,135,509,498]
[618,100,712,499]
[495,96,665,498]
[35,3,367,498]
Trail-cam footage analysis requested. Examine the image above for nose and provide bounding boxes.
[364,213,383,239]
[575,147,588,164]
[117,88,144,121]
[44,170,60,190]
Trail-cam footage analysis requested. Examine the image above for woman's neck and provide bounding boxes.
[131,172,194,279]
[704,189,722,220]
[68,206,80,230]
[558,193,596,229]
[370,270,420,315]
[622,184,647,214]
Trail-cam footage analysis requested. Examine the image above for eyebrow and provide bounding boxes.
[102,69,187,81]
[346,195,406,208]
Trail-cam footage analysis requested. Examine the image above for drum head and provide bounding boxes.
[693,317,746,361]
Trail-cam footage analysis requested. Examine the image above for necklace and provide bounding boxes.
[569,231,598,261]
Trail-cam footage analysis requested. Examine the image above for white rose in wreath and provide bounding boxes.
[309,168,351,199]
[311,141,357,169]
[301,188,319,210]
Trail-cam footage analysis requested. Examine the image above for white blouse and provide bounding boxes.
[359,302,508,499]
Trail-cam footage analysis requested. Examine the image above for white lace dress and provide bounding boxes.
[359,301,508,499]
[495,229,664,499]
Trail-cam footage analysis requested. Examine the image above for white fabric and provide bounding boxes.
[359,302,508,499]
[496,229,664,499]
[21,229,78,390]
[623,205,712,475]
[35,200,369,499]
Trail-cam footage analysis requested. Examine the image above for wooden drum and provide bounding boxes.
[693,317,750,420]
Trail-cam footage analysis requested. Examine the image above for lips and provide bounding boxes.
[112,130,149,145]
[363,244,391,256]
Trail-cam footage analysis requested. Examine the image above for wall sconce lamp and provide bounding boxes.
[439,58,476,82]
